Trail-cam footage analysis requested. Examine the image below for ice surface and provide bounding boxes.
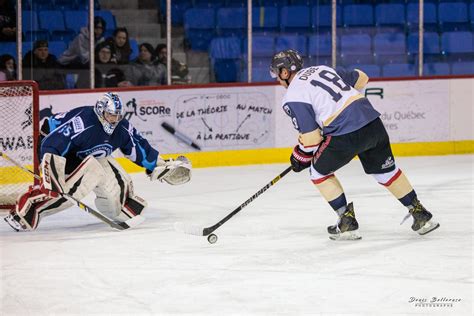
[1,155,472,315]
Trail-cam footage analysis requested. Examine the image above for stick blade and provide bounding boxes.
[173,221,205,236]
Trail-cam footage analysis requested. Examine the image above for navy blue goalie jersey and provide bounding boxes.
[40,106,159,174]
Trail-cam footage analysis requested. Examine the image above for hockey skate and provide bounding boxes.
[4,213,26,232]
[327,202,362,241]
[404,198,440,235]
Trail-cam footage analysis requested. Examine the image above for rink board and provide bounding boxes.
[37,76,473,172]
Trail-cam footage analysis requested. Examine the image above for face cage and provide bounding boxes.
[99,110,123,135]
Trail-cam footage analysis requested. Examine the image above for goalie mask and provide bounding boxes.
[270,49,304,82]
[94,92,124,135]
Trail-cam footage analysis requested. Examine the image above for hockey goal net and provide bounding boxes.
[0,81,39,209]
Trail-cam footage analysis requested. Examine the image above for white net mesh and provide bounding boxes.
[0,83,36,208]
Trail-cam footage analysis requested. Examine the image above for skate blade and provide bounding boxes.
[417,220,440,235]
[4,216,21,232]
[329,229,362,241]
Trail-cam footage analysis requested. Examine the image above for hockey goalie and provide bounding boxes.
[4,92,191,231]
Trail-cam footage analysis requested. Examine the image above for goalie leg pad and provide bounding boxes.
[7,186,71,231]
[94,157,145,221]
[116,195,148,222]
[65,155,106,200]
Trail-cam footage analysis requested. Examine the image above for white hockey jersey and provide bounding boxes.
[281,65,380,138]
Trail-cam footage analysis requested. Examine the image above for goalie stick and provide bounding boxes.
[0,152,143,231]
[174,166,292,236]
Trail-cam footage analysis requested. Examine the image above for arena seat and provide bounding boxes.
[280,5,311,33]
[217,7,246,37]
[438,2,470,31]
[184,8,216,51]
[383,63,416,77]
[210,37,242,82]
[252,6,279,33]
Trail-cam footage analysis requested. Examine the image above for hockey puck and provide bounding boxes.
[207,234,218,244]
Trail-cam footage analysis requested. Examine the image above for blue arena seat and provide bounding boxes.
[94,10,116,31]
[423,62,450,76]
[22,11,39,33]
[407,32,440,56]
[451,61,474,75]
[340,34,373,65]
[184,8,216,51]
[438,2,470,31]
[441,31,474,54]
[225,0,246,7]
[210,37,241,82]
[64,11,88,33]
[55,0,78,10]
[241,61,274,83]
[311,5,342,32]
[193,0,223,9]
[343,4,374,27]
[382,63,416,77]
[0,42,16,57]
[374,32,407,64]
[349,64,381,78]
[171,0,192,26]
[275,34,307,56]
[260,0,288,8]
[24,30,50,42]
[308,33,333,58]
[375,3,405,28]
[406,3,438,32]
[243,35,275,57]
[217,7,246,37]
[252,6,279,33]
[280,5,311,33]
[471,3,474,29]
[39,11,66,33]
[47,41,67,57]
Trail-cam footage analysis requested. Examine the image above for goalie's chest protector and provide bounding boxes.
[47,107,129,160]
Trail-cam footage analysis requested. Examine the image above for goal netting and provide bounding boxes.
[0,81,39,209]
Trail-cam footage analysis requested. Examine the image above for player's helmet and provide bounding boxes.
[269,49,304,79]
[94,92,124,135]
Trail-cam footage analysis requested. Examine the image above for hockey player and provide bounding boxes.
[5,92,191,231]
[270,49,439,240]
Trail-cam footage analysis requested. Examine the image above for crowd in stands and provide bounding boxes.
[0,3,189,90]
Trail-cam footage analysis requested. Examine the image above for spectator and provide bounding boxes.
[23,40,66,90]
[0,54,16,81]
[106,27,132,64]
[58,16,106,68]
[77,41,131,88]
[126,43,166,86]
[155,43,189,84]
[0,0,16,42]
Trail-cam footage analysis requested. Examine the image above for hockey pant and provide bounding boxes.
[12,156,147,230]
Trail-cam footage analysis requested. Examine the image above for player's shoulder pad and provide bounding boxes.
[353,69,369,90]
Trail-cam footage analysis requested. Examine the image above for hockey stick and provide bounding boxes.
[0,152,143,230]
[174,166,293,236]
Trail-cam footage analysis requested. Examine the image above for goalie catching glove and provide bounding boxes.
[148,155,192,185]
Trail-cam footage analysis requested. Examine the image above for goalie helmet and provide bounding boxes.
[269,49,304,79]
[94,92,124,135]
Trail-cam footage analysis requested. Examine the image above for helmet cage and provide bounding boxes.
[95,92,124,135]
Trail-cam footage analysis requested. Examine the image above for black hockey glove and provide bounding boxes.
[290,145,313,172]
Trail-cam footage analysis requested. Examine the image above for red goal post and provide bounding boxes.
[0,80,40,209]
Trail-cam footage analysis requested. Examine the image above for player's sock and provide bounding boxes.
[327,202,361,240]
